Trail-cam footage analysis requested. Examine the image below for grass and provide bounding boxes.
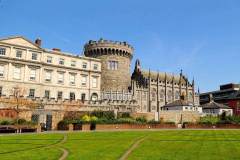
[1,130,240,160]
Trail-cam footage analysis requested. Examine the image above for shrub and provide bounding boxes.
[16,118,27,125]
[91,110,115,120]
[117,118,136,124]
[147,119,160,124]
[57,120,70,130]
[0,119,14,125]
[136,116,147,124]
[81,115,91,122]
[118,112,131,118]
[164,121,175,124]
[199,116,219,125]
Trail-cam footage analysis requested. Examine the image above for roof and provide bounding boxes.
[201,101,231,109]
[141,70,188,84]
[163,99,193,107]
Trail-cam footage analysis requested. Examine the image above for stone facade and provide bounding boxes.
[84,39,134,91]
[0,36,101,101]
[131,59,200,113]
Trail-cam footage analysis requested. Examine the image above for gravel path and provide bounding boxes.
[58,134,68,160]
[119,136,146,160]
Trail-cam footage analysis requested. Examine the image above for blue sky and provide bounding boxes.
[0,0,239,92]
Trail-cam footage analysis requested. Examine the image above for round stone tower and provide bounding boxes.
[84,39,134,91]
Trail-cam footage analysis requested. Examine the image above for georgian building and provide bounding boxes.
[0,36,101,101]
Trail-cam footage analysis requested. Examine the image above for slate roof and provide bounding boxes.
[201,101,231,109]
[141,70,189,85]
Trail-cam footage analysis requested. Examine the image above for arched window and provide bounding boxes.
[160,89,164,102]
[91,93,98,101]
[151,88,156,101]
[189,92,193,100]
[175,91,180,100]
[167,90,172,102]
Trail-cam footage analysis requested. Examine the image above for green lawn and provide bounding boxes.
[1,130,240,160]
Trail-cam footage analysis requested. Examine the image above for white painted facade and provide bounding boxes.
[0,36,101,101]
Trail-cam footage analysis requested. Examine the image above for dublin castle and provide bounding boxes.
[0,36,199,129]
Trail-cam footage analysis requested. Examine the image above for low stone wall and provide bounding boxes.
[158,111,200,123]
[131,112,155,121]
[95,124,176,130]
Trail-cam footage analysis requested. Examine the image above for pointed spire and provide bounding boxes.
[198,87,200,94]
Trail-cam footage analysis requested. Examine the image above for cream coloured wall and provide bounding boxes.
[0,37,101,101]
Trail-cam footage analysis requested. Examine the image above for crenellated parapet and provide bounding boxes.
[84,39,134,59]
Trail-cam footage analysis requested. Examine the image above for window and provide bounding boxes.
[81,93,86,102]
[29,69,36,81]
[71,60,76,67]
[0,65,4,77]
[32,53,38,60]
[175,91,180,100]
[82,62,87,69]
[57,91,63,99]
[93,64,98,70]
[0,48,6,56]
[47,56,52,63]
[16,50,22,59]
[45,90,50,99]
[13,66,21,79]
[92,77,97,88]
[0,87,2,96]
[58,72,64,84]
[108,61,118,70]
[45,71,52,82]
[160,89,164,102]
[70,92,75,101]
[69,74,76,85]
[59,58,64,65]
[167,90,172,101]
[29,89,35,98]
[151,88,156,101]
[81,75,87,86]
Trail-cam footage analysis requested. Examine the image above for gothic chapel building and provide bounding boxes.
[131,59,199,112]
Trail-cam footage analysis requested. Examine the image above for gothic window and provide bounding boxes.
[175,91,180,100]
[160,89,164,102]
[167,90,172,102]
[189,92,193,100]
[151,88,156,101]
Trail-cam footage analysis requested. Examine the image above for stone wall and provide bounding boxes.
[158,111,200,124]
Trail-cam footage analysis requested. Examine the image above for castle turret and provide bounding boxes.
[84,39,134,91]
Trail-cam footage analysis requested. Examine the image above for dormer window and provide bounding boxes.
[0,48,6,56]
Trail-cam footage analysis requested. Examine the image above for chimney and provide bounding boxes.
[52,48,61,52]
[35,38,42,47]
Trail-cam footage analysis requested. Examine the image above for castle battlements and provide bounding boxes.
[84,38,134,59]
